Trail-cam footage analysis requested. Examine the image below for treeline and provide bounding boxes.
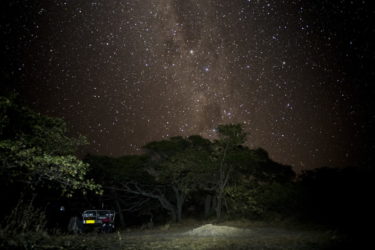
[84,124,295,226]
[0,95,372,238]
[85,135,373,235]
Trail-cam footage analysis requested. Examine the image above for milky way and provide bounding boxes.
[1,0,374,170]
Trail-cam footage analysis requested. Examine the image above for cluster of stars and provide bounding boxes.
[1,0,373,170]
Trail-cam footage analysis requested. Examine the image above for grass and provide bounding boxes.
[1,219,346,249]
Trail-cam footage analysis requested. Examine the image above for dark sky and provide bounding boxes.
[1,0,374,171]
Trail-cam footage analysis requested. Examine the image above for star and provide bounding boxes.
[2,0,372,171]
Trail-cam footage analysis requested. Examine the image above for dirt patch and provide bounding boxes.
[184,223,250,237]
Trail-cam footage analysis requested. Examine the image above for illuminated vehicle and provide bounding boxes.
[82,210,115,233]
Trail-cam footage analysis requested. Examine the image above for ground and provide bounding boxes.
[48,220,344,250]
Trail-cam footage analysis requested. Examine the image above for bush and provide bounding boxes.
[225,182,301,220]
[0,199,49,249]
[2,199,46,234]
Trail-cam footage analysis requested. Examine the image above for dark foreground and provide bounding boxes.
[1,221,355,250]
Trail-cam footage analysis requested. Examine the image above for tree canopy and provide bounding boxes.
[85,124,295,222]
[0,96,101,196]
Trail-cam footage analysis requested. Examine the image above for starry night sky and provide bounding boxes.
[1,0,374,171]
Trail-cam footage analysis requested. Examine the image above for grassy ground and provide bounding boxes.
[1,219,347,249]
[30,220,344,250]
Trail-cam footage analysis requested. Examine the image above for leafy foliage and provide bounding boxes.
[0,96,101,196]
[86,124,296,223]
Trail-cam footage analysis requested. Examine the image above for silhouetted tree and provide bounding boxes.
[85,123,297,223]
[223,146,295,219]
[142,136,213,221]
[0,96,101,197]
[212,124,247,219]
[85,154,151,227]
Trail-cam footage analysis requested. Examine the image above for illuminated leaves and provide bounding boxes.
[0,96,101,196]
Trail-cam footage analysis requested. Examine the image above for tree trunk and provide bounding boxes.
[111,190,126,228]
[204,194,212,218]
[158,194,177,222]
[216,194,223,219]
[216,142,229,220]
[173,186,185,222]
[176,200,183,222]
[169,209,177,222]
[114,199,125,228]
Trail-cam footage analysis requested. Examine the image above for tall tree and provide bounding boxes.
[85,154,151,227]
[87,137,199,222]
[224,147,295,218]
[213,124,247,219]
[141,136,212,222]
[0,96,100,196]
